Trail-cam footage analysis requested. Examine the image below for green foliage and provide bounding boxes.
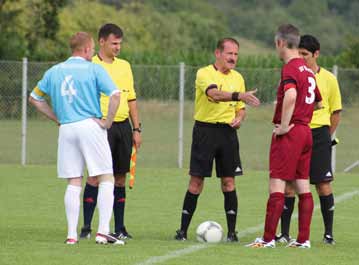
[0,0,27,58]
[0,0,358,65]
[339,36,359,68]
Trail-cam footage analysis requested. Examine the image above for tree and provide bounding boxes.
[340,37,359,68]
[0,0,26,59]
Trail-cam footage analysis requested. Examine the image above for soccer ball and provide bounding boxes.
[196,221,223,243]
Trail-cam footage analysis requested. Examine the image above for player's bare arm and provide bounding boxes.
[230,108,246,129]
[206,88,260,107]
[95,91,121,129]
[129,100,142,149]
[329,110,341,135]
[273,87,296,136]
[28,96,59,125]
[314,100,323,110]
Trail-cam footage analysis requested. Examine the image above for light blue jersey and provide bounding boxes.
[31,57,118,124]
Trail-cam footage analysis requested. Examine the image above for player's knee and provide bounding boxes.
[295,179,311,194]
[97,174,114,184]
[316,182,332,196]
[188,176,204,194]
[114,174,126,187]
[68,177,82,187]
[87,176,99,186]
[221,179,235,192]
[284,184,295,197]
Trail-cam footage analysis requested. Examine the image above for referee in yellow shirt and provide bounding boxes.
[80,24,141,240]
[175,38,260,242]
[276,35,342,245]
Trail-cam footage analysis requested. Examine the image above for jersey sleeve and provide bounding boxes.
[94,64,119,96]
[196,68,217,95]
[281,65,297,91]
[30,86,47,101]
[328,76,342,113]
[127,64,136,101]
[31,70,51,101]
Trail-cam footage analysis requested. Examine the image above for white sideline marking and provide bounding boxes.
[135,190,359,265]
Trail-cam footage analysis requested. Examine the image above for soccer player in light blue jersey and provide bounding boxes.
[29,32,124,245]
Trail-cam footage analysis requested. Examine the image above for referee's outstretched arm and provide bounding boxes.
[207,88,260,107]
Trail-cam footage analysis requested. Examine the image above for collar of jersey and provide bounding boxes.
[68,56,86,61]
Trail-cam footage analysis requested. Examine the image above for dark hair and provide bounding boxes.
[275,24,300,49]
[216,37,239,51]
[299,34,320,54]
[98,23,123,40]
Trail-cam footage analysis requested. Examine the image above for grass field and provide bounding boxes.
[1,103,359,173]
[1,165,359,265]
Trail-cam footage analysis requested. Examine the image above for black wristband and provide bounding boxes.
[232,92,240,101]
[133,122,142,133]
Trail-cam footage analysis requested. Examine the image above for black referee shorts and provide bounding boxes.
[189,121,243,178]
[310,126,333,184]
[107,119,133,175]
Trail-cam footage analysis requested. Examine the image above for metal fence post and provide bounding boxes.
[332,64,338,173]
[21,57,28,166]
[178,62,185,168]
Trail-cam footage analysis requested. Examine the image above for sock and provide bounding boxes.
[114,186,126,233]
[180,191,200,233]
[223,190,238,234]
[83,183,98,228]
[319,194,334,237]
[64,185,82,240]
[263,192,285,242]
[97,181,114,235]
[280,196,295,236]
[297,192,314,243]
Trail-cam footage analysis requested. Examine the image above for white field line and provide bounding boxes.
[135,190,359,265]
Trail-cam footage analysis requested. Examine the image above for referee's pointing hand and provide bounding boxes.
[239,89,260,107]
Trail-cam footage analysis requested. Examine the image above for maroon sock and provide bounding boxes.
[297,192,314,243]
[263,192,285,242]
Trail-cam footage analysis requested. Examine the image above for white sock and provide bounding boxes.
[97,181,114,235]
[64,184,82,240]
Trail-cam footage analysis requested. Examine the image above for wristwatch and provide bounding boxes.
[133,123,142,133]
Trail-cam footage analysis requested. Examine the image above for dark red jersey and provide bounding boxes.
[273,58,322,125]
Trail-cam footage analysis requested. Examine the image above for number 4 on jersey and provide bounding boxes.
[61,75,77,103]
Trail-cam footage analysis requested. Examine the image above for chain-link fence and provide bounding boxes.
[1,59,358,172]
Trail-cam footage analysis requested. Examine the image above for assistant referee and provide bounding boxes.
[174,37,260,242]
[80,24,141,240]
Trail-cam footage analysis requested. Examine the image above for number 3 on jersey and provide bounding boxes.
[305,77,316,104]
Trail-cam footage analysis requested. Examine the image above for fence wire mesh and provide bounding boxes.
[0,60,358,172]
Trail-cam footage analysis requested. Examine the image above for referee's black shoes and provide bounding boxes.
[227,231,239,242]
[174,230,187,241]
[79,225,92,239]
[323,234,336,245]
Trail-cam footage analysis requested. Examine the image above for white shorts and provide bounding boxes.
[57,118,113,178]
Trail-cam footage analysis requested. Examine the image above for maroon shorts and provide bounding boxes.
[269,124,312,181]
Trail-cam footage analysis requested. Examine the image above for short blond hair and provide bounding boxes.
[69,32,93,52]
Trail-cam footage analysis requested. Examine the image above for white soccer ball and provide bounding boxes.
[196,221,223,243]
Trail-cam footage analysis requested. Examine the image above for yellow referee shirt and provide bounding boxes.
[194,65,246,123]
[310,67,342,128]
[92,55,136,122]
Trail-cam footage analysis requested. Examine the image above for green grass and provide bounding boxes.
[1,165,359,265]
[1,103,359,174]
